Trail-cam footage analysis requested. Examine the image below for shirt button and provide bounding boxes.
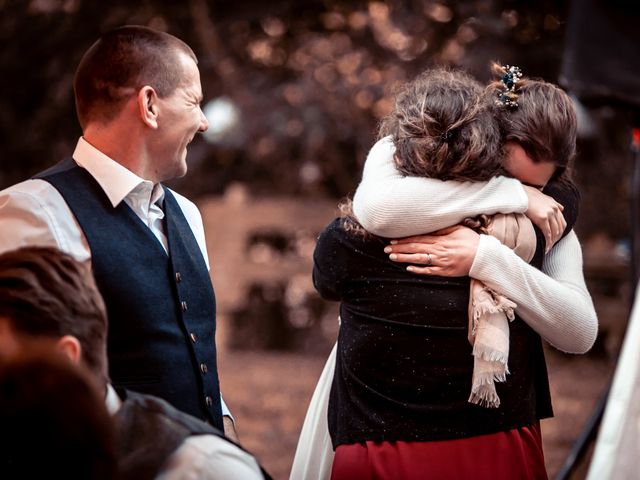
[175,272,182,283]
[205,396,213,406]
[200,363,208,374]
[181,301,188,312]
[190,333,197,343]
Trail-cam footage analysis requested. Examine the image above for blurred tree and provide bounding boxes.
[0,0,570,193]
[15,0,636,245]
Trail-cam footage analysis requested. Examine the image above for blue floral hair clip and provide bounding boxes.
[497,65,522,108]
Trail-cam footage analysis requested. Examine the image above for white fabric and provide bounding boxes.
[0,137,235,417]
[353,136,598,353]
[156,435,263,480]
[586,284,640,480]
[289,344,336,480]
[105,386,262,480]
[352,137,529,239]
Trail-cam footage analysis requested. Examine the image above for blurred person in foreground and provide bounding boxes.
[0,347,117,480]
[293,66,597,479]
[0,246,268,480]
[0,25,235,436]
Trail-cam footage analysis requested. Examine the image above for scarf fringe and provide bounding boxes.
[468,286,514,409]
[468,384,501,409]
[473,368,508,385]
[471,292,517,333]
[466,213,536,410]
[472,343,510,367]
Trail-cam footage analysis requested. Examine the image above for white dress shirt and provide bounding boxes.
[0,137,231,417]
[0,137,207,263]
[105,386,263,480]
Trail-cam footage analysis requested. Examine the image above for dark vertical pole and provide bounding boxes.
[555,385,609,480]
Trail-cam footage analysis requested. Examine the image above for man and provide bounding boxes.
[0,246,267,479]
[0,25,233,435]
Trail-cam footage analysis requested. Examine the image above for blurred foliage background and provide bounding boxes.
[1,0,637,243]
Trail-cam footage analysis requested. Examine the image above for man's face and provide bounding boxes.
[503,141,556,189]
[153,52,209,182]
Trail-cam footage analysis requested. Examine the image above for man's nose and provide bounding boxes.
[199,108,209,132]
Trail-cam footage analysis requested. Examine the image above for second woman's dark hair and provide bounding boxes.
[486,63,577,183]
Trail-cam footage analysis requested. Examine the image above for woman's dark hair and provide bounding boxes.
[486,62,577,184]
[343,67,503,235]
[381,67,503,182]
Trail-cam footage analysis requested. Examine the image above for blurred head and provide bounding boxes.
[0,247,109,385]
[380,67,503,182]
[486,63,577,187]
[0,347,116,479]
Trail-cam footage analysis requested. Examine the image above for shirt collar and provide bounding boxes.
[105,383,122,416]
[72,137,157,208]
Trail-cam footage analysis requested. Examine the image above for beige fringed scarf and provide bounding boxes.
[467,213,536,408]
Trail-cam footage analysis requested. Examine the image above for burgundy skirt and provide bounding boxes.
[331,424,547,480]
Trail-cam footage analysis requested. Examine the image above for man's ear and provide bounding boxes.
[56,335,82,365]
[138,86,159,129]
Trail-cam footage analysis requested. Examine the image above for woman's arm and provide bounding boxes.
[352,137,528,238]
[470,231,597,353]
[353,137,566,247]
[385,228,598,353]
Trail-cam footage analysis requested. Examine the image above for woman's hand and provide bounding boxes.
[523,185,566,252]
[383,225,480,276]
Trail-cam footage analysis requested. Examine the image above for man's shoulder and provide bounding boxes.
[1,157,81,201]
[1,178,56,197]
[165,188,202,217]
[164,187,208,244]
[0,178,71,221]
[166,187,196,206]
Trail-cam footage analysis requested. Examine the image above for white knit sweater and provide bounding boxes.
[352,137,598,354]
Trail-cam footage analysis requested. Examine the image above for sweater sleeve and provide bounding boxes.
[352,137,529,238]
[469,231,598,354]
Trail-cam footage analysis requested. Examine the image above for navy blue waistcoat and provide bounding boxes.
[36,159,223,429]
